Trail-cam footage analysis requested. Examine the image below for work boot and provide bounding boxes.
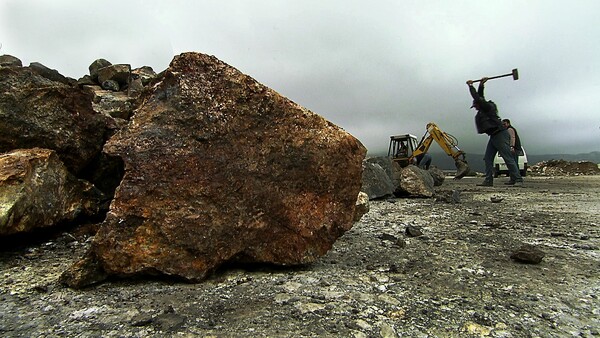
[504,181,516,185]
[477,180,493,187]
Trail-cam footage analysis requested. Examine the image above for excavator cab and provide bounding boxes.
[388,134,419,167]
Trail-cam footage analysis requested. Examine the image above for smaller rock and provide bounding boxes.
[29,62,68,84]
[435,189,461,203]
[130,313,154,327]
[89,58,112,82]
[428,166,445,186]
[132,66,157,85]
[452,189,461,203]
[97,64,131,88]
[154,312,186,331]
[379,233,398,242]
[77,75,96,86]
[127,77,145,96]
[0,54,23,67]
[405,225,423,237]
[490,196,503,203]
[510,244,545,264]
[101,79,120,91]
[353,192,370,222]
[59,250,108,288]
[0,148,106,236]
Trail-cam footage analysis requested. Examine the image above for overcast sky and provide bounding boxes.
[2,0,599,155]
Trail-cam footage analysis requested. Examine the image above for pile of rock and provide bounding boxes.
[530,159,600,176]
[361,156,446,200]
[0,52,367,288]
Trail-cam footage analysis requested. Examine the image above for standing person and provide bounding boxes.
[502,119,522,177]
[466,77,523,186]
[415,153,432,170]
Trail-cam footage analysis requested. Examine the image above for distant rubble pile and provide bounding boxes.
[530,159,600,176]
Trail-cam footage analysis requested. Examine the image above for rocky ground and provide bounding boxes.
[1,175,599,337]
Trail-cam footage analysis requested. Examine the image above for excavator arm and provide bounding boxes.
[410,123,470,179]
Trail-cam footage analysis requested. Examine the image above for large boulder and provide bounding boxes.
[361,159,395,199]
[366,156,401,187]
[62,52,366,287]
[0,66,111,175]
[0,148,105,236]
[395,165,435,197]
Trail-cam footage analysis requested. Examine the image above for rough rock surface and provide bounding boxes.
[396,165,434,197]
[131,66,157,85]
[510,244,546,264]
[428,166,445,186]
[0,54,23,67]
[530,159,600,176]
[2,176,598,337]
[353,192,370,223]
[365,157,399,187]
[62,52,366,287]
[361,160,395,200]
[97,64,131,89]
[361,157,445,200]
[29,62,70,84]
[0,66,110,174]
[85,85,137,120]
[0,148,104,235]
[88,58,112,82]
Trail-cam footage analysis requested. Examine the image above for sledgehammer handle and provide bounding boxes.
[471,68,519,83]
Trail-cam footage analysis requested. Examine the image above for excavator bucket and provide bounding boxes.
[454,159,470,179]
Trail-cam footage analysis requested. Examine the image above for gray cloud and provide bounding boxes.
[2,0,598,155]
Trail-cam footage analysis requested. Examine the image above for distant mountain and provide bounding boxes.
[366,151,600,172]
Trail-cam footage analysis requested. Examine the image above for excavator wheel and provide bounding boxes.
[454,159,470,179]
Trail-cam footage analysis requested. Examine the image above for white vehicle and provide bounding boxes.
[494,147,528,177]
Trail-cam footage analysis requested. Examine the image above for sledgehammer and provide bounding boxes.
[470,68,519,83]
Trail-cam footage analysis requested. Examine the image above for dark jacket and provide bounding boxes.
[469,83,503,135]
[507,125,522,151]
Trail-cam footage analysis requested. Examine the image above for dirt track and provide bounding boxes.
[1,175,599,337]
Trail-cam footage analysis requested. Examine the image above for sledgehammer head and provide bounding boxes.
[511,68,519,81]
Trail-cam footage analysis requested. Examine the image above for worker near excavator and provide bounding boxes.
[467,77,523,187]
[415,153,432,170]
[502,118,522,168]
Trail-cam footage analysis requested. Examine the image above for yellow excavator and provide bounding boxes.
[387,122,470,179]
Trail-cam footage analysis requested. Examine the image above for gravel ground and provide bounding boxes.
[1,175,599,337]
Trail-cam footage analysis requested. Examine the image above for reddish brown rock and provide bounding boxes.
[63,52,366,286]
[0,148,105,236]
